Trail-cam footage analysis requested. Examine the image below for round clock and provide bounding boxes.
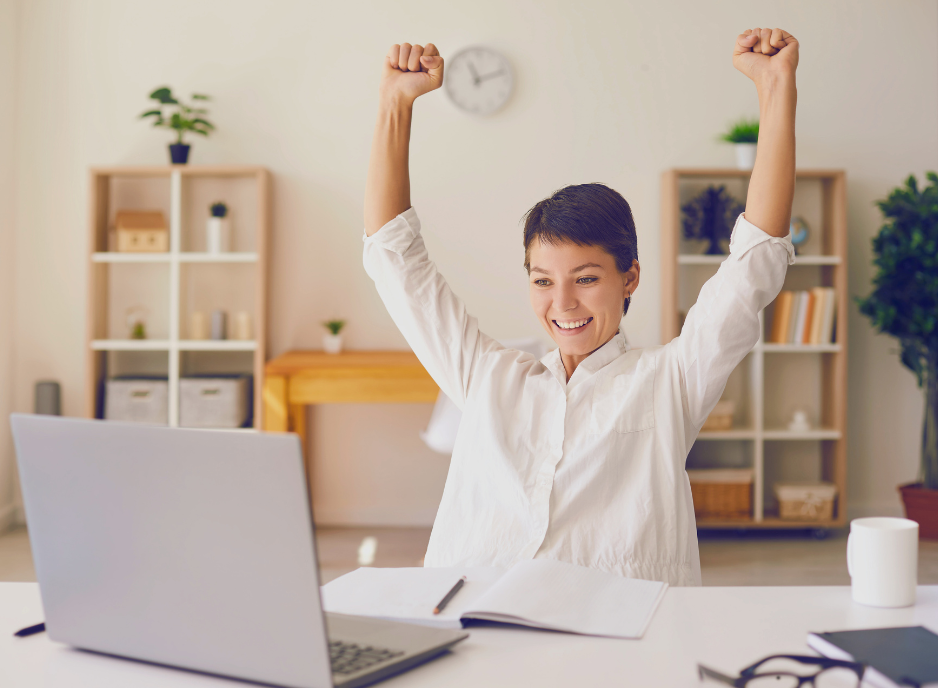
[444,46,514,116]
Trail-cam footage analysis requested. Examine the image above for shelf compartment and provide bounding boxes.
[178,252,258,263]
[181,175,259,253]
[763,428,841,440]
[178,340,257,351]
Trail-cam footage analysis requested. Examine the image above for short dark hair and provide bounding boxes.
[522,183,639,314]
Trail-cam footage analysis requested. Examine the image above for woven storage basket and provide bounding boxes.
[774,483,836,522]
[687,469,753,520]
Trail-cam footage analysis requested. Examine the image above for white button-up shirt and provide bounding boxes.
[363,208,793,586]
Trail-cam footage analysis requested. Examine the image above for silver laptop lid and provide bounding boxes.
[11,414,333,688]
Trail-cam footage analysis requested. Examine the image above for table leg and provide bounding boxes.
[289,403,312,496]
[262,375,288,432]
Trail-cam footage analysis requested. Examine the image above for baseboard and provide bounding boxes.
[0,501,15,533]
[313,505,438,528]
[846,501,905,521]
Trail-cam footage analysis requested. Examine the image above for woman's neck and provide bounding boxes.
[560,331,619,381]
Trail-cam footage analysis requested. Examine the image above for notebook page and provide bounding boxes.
[321,566,504,629]
[463,559,667,638]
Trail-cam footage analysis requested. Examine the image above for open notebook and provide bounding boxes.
[321,559,668,639]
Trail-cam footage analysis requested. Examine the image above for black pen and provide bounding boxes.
[433,576,466,615]
[14,622,45,638]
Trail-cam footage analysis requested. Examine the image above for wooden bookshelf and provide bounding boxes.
[85,165,270,428]
[662,168,847,531]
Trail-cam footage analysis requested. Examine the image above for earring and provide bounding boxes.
[626,292,632,307]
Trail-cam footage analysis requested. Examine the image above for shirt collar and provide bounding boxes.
[540,331,629,387]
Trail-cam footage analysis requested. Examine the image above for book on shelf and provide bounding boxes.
[768,288,837,345]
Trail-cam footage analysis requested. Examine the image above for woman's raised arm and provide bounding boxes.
[364,43,444,236]
[732,28,799,237]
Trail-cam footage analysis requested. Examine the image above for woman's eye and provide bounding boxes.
[577,277,597,284]
[534,279,551,287]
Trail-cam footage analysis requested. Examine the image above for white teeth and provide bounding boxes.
[555,318,591,330]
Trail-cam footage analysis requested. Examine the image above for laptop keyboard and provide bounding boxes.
[329,640,405,676]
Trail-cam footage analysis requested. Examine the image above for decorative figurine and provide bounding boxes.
[682,185,745,255]
[789,216,810,255]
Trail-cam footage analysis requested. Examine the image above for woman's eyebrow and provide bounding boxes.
[529,262,604,275]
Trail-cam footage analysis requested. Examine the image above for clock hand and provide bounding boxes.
[477,69,505,83]
[467,61,481,86]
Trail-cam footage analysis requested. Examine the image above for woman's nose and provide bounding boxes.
[554,283,578,312]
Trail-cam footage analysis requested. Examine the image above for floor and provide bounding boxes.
[2,525,937,586]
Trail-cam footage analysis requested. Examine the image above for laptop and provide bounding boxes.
[10,413,468,688]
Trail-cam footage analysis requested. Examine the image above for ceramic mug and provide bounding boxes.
[847,517,918,607]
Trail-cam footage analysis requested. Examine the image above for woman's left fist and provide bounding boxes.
[733,28,799,86]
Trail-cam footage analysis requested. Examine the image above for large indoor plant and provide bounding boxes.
[857,171,938,539]
[139,87,214,164]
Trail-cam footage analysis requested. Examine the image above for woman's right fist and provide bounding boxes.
[381,43,444,105]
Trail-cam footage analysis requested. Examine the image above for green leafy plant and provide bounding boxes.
[857,172,938,489]
[139,87,214,145]
[719,118,759,144]
[210,202,228,218]
[323,320,346,336]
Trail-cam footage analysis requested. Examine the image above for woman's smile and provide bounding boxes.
[553,317,593,334]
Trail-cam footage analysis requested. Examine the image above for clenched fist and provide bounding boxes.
[381,43,444,106]
[733,28,799,87]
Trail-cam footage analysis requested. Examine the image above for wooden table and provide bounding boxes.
[263,351,439,482]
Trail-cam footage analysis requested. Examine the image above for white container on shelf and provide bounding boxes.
[734,143,757,170]
[179,377,249,428]
[206,217,231,253]
[232,311,253,341]
[104,379,169,425]
[189,311,209,340]
[323,333,343,354]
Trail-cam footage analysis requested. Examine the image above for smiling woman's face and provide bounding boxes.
[528,238,640,358]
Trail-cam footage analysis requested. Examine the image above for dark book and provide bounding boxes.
[808,626,938,688]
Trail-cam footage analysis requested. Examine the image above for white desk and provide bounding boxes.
[2,583,936,687]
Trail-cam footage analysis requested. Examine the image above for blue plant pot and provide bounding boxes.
[169,143,190,165]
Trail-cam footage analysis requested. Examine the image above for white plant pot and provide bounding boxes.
[734,143,757,170]
[206,217,231,253]
[323,333,343,354]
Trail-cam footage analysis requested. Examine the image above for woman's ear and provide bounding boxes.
[623,260,641,297]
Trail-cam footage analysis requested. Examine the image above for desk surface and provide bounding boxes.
[2,583,937,687]
[265,351,427,375]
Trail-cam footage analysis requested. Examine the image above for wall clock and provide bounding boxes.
[444,46,514,116]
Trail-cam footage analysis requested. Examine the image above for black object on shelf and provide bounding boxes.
[34,381,61,416]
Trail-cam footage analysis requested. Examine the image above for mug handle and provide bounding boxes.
[846,533,854,578]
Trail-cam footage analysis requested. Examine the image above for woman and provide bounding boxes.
[364,29,798,586]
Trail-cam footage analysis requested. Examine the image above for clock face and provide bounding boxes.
[444,46,513,116]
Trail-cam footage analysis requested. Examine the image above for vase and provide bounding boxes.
[734,143,757,170]
[169,143,190,165]
[206,217,231,253]
[323,333,343,354]
[899,483,938,540]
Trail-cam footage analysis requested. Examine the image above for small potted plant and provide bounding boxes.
[720,117,759,170]
[206,202,230,253]
[323,320,346,354]
[857,172,938,539]
[139,87,215,165]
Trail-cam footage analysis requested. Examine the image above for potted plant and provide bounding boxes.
[323,320,346,354]
[206,201,230,253]
[720,118,759,170]
[857,172,938,539]
[681,185,744,255]
[139,87,214,164]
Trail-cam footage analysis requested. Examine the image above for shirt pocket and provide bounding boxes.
[590,357,656,434]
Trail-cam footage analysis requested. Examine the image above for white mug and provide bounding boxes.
[847,517,918,607]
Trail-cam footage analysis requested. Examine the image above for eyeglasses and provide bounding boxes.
[699,654,866,687]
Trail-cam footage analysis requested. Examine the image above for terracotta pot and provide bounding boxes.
[899,482,938,540]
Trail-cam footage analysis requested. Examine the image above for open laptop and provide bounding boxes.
[10,413,467,688]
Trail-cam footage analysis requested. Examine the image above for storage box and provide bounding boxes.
[179,376,250,428]
[773,482,837,522]
[105,378,168,425]
[687,468,753,520]
[114,210,168,253]
[701,400,736,432]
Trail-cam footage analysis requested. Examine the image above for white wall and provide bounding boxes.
[6,0,936,525]
[0,0,18,530]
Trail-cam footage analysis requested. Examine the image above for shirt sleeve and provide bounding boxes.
[362,207,503,409]
[671,212,795,431]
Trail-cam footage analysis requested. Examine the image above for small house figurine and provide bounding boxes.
[114,210,169,253]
